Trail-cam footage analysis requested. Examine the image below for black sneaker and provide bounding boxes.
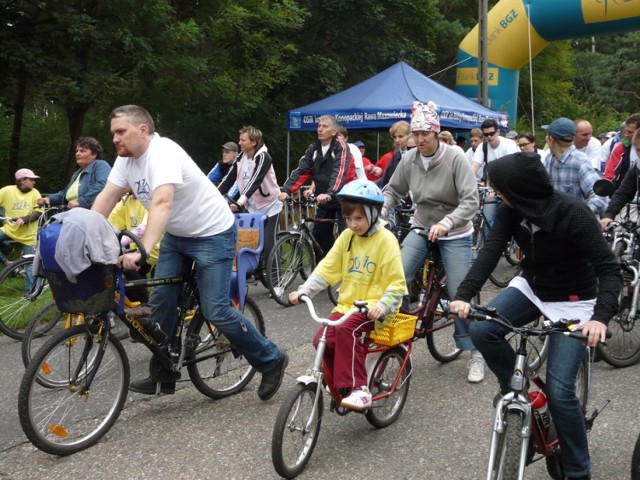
[129,376,176,395]
[258,352,289,401]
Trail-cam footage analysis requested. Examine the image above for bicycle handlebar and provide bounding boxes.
[299,294,368,327]
[444,307,611,343]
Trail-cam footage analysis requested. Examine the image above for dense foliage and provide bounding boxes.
[0,0,637,190]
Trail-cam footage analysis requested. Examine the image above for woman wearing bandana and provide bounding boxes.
[381,101,483,383]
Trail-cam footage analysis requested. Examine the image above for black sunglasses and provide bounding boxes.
[483,130,498,137]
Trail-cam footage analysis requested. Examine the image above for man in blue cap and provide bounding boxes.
[542,117,607,217]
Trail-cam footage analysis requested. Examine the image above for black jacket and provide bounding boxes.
[455,152,621,323]
[281,135,349,208]
[604,162,640,219]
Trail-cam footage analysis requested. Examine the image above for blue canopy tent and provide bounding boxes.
[286,61,508,173]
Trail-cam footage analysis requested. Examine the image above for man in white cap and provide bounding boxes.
[0,169,43,276]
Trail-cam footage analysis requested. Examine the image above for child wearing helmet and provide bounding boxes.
[289,179,407,410]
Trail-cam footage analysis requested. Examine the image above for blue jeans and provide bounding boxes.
[469,287,591,477]
[150,226,283,373]
[401,230,474,350]
[0,230,35,292]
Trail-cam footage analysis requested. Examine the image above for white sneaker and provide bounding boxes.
[340,387,372,410]
[467,357,485,383]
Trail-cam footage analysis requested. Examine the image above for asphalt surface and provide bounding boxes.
[1,283,639,479]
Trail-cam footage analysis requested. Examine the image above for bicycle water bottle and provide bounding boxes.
[530,390,551,431]
[140,317,168,344]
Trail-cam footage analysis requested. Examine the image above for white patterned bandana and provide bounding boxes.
[410,101,441,133]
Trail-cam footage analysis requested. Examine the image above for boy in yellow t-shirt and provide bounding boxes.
[289,179,407,411]
[0,169,43,266]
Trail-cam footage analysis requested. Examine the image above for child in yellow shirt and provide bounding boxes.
[289,179,406,410]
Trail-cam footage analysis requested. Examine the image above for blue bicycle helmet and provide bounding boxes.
[336,179,384,206]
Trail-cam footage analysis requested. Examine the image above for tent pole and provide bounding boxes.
[286,131,291,177]
[376,132,380,162]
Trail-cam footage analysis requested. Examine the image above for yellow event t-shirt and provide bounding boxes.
[0,186,42,246]
[313,226,407,315]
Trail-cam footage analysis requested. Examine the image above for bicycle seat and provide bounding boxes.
[230,213,265,310]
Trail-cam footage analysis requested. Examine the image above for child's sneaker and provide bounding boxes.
[340,387,372,410]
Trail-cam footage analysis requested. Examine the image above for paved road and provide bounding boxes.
[1,284,639,479]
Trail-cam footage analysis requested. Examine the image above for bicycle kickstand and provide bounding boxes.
[585,399,610,432]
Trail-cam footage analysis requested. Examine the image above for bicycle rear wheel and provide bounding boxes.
[272,382,323,479]
[365,347,411,428]
[18,324,129,455]
[266,233,315,307]
[0,258,53,339]
[21,301,61,367]
[187,296,265,399]
[544,348,589,480]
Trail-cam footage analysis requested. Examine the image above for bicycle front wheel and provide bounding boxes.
[271,382,323,479]
[187,296,265,399]
[0,258,53,339]
[426,294,462,363]
[365,347,411,428]
[489,243,522,288]
[267,234,315,307]
[596,297,640,367]
[327,281,340,306]
[491,411,526,480]
[18,324,129,455]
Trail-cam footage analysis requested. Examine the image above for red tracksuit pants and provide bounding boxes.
[312,311,374,389]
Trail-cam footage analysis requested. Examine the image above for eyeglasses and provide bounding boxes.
[483,130,498,137]
[518,142,531,148]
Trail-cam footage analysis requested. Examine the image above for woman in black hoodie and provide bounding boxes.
[450,152,621,480]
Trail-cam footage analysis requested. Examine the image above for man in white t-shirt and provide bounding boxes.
[92,105,288,398]
[471,119,519,182]
[574,119,602,170]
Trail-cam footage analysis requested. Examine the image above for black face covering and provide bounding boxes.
[486,152,558,228]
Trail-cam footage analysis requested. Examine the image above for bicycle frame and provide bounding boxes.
[296,296,413,414]
[488,334,558,480]
[477,309,598,480]
[403,243,452,338]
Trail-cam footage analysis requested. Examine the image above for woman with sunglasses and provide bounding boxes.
[516,132,546,159]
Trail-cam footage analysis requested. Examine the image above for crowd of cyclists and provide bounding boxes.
[3,101,639,480]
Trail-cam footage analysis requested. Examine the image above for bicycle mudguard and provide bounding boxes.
[294,375,318,386]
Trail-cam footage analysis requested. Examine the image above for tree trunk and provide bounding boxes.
[65,106,87,179]
[8,70,27,184]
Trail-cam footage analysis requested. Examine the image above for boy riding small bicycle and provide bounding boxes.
[289,179,407,410]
